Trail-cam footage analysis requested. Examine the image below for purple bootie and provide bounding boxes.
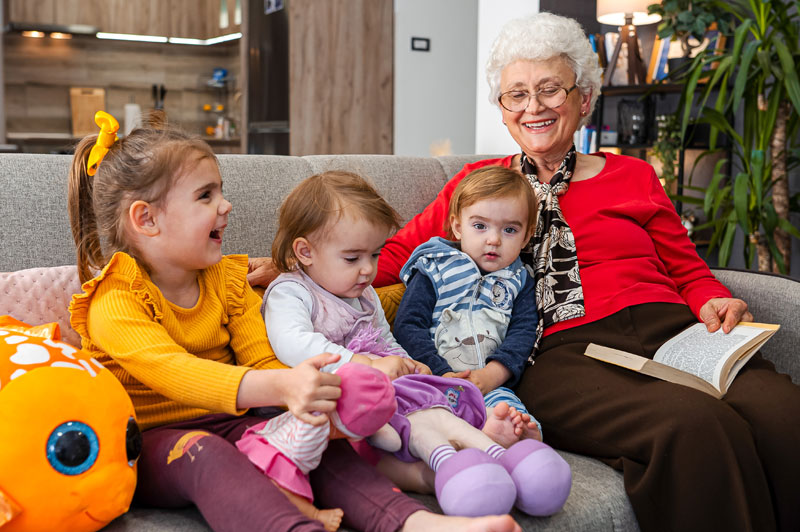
[433,448,516,516]
[498,439,572,516]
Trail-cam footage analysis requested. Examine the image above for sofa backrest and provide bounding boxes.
[0,153,491,272]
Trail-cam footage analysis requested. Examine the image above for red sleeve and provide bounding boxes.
[642,167,732,316]
[375,156,515,287]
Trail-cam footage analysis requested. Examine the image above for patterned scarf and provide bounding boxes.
[520,145,585,359]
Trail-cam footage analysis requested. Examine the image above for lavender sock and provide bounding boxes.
[429,444,457,472]
[485,444,505,459]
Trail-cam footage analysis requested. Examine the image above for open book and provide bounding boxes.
[584,322,779,398]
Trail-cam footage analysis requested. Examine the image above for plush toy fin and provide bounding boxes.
[0,488,22,526]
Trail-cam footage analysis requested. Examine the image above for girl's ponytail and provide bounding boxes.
[68,136,104,283]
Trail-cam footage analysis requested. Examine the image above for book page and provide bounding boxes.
[653,323,765,390]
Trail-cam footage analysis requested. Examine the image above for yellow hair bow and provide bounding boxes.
[86,111,119,176]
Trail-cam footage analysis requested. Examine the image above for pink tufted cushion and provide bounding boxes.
[0,265,83,347]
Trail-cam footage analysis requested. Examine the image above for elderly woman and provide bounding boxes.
[372,12,800,532]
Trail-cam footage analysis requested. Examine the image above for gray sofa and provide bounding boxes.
[2,153,798,532]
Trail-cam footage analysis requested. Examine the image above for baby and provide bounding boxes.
[395,165,542,443]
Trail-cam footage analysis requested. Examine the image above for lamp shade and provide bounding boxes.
[596,0,661,25]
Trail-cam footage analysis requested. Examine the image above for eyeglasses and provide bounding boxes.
[498,84,578,112]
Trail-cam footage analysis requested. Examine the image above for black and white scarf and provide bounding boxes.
[520,145,585,360]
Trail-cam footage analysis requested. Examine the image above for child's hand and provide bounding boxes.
[466,363,510,395]
[443,370,471,379]
[410,360,432,375]
[283,353,343,425]
[370,355,417,380]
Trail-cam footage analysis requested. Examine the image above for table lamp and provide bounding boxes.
[597,0,661,86]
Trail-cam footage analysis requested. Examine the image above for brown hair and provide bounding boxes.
[271,171,402,273]
[446,166,537,239]
[68,123,216,283]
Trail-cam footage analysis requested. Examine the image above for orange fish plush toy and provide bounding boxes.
[0,317,140,532]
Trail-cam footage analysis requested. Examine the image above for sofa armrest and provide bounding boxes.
[711,268,800,384]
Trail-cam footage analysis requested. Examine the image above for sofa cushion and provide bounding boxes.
[0,265,83,347]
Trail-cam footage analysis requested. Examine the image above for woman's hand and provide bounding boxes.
[699,297,754,333]
[247,256,279,288]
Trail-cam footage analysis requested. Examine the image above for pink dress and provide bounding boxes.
[236,411,331,501]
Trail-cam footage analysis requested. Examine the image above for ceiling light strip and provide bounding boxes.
[96,32,241,45]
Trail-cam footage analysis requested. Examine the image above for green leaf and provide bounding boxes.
[765,232,786,274]
[730,19,754,65]
[699,108,743,146]
[778,217,800,239]
[679,56,706,140]
[775,40,800,115]
[703,167,728,216]
[733,172,751,233]
[732,41,759,111]
[670,194,706,205]
[718,220,737,267]
[751,149,765,210]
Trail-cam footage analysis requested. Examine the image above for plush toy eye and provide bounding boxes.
[46,421,99,475]
[126,416,142,467]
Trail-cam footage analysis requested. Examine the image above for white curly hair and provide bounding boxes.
[486,12,603,127]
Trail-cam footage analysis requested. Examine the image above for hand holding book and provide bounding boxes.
[584,322,779,399]
[698,297,754,334]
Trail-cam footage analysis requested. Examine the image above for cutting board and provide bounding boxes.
[70,87,106,137]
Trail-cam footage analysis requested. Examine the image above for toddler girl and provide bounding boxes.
[395,166,543,442]
[67,111,520,532]
[236,362,397,531]
[258,170,571,517]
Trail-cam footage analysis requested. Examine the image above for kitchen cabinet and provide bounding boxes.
[8,0,240,39]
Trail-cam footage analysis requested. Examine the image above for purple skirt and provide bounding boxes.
[387,374,486,462]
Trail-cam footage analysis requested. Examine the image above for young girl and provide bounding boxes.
[395,166,543,442]
[67,111,521,532]
[259,170,571,517]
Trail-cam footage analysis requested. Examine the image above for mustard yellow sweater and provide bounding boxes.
[69,252,286,430]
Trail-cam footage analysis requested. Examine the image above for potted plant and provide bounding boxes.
[647,0,728,77]
[651,113,682,183]
[656,0,800,274]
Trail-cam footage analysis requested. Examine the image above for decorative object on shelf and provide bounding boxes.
[651,113,681,183]
[617,99,647,145]
[664,0,800,274]
[596,0,661,85]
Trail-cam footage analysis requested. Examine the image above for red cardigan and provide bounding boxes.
[376,153,731,336]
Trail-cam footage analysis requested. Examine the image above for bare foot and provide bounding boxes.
[482,402,521,448]
[509,406,542,441]
[314,507,344,531]
[401,511,521,532]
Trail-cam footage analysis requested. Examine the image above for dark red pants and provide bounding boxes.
[134,413,425,532]
[518,303,800,532]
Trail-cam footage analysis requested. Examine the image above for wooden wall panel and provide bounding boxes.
[8,0,229,39]
[288,0,392,155]
[9,0,56,25]
[105,0,173,36]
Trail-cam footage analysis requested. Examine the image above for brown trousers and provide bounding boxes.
[518,303,800,532]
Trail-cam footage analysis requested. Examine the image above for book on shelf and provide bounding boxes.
[584,322,779,399]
